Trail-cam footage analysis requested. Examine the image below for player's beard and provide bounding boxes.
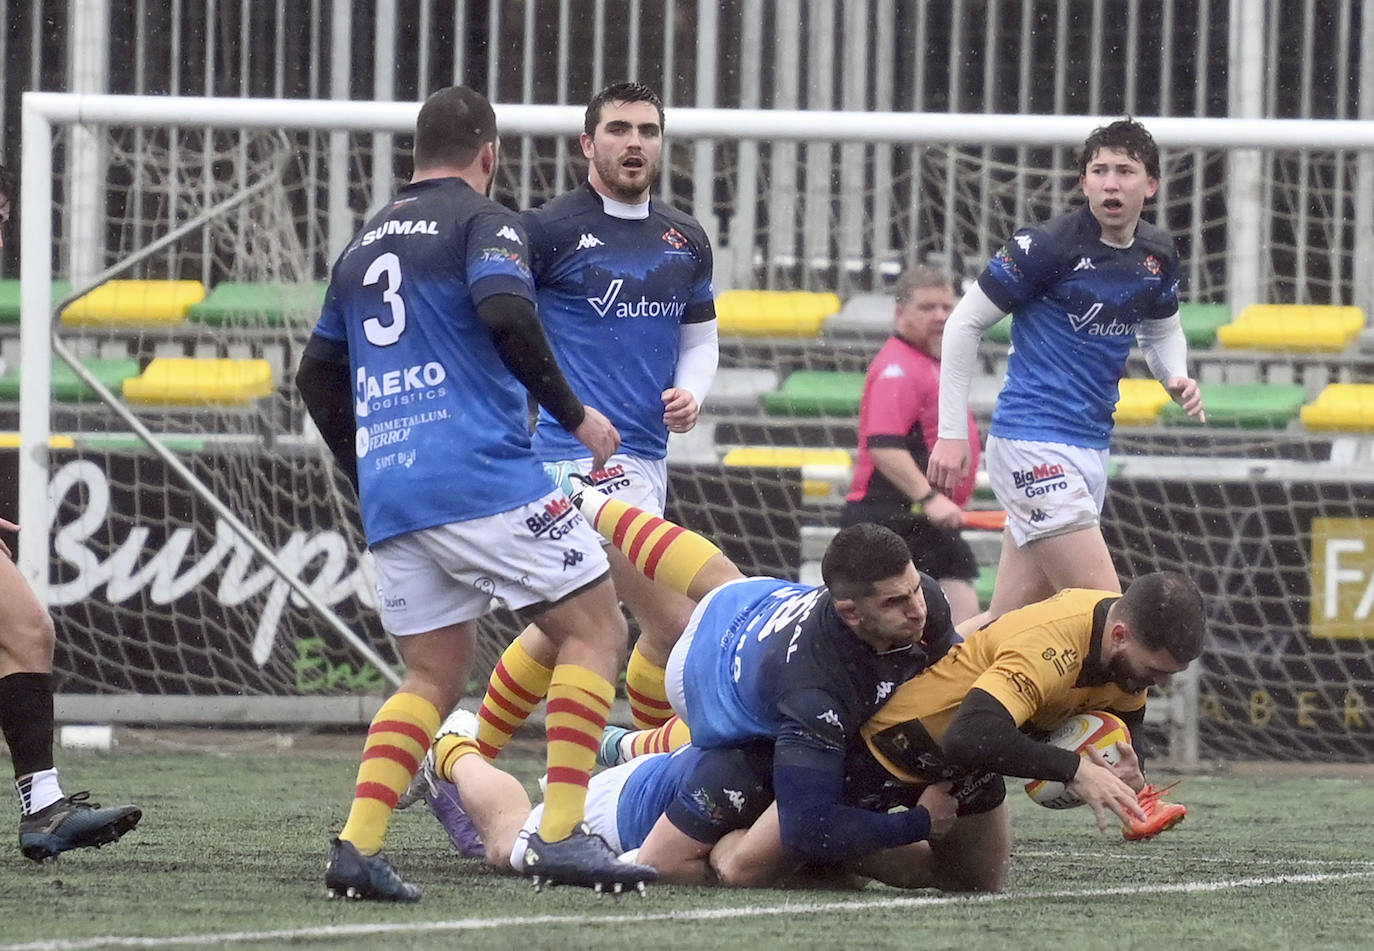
[1107,654,1153,694]
[592,150,658,203]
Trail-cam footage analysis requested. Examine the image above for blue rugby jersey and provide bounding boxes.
[311,177,551,544]
[978,205,1181,449]
[523,183,715,461]
[680,575,956,775]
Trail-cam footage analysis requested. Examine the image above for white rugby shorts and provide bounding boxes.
[371,487,610,635]
[984,434,1110,547]
[553,453,668,517]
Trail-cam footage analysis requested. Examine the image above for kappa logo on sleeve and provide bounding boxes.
[496,225,523,244]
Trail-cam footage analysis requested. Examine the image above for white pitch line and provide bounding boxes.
[1015,849,1374,868]
[6,870,1374,951]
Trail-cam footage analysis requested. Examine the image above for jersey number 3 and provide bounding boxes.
[362,252,406,346]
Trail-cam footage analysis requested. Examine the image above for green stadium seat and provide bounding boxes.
[975,563,998,609]
[122,357,275,406]
[1300,384,1374,433]
[760,371,866,416]
[1179,302,1231,348]
[1159,382,1307,428]
[0,279,77,324]
[985,315,1012,345]
[187,281,328,327]
[0,356,141,403]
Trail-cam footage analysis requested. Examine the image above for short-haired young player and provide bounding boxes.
[927,118,1205,619]
[470,81,719,767]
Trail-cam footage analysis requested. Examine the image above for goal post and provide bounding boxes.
[16,91,1374,765]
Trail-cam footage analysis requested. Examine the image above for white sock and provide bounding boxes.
[17,768,64,815]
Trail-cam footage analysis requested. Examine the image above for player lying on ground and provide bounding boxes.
[566,476,1195,849]
[408,708,964,889]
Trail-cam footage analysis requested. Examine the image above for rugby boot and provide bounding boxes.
[1122,781,1187,841]
[19,792,142,861]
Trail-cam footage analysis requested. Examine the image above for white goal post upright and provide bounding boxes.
[16,92,1374,761]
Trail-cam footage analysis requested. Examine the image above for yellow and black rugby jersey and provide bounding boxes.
[860,588,1146,784]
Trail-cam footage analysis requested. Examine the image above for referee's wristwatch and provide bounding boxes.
[910,487,940,514]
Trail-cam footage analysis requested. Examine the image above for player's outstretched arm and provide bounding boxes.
[930,284,1005,494]
[1068,747,1148,832]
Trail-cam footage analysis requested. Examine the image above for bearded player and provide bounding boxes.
[471,82,718,763]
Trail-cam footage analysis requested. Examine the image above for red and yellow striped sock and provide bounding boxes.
[476,637,554,760]
[339,692,440,854]
[539,664,614,842]
[625,644,673,729]
[587,498,721,597]
[629,714,692,757]
[434,734,482,783]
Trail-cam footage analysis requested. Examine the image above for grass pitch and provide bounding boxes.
[2,732,1372,951]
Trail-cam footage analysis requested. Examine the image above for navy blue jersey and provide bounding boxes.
[681,573,957,775]
[613,744,773,851]
[523,183,715,461]
[979,205,1181,449]
[311,177,549,543]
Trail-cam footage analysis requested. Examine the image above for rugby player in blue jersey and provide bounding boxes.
[296,85,656,900]
[474,82,718,759]
[928,118,1205,619]
[545,477,965,869]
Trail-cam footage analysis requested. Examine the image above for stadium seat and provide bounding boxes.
[984,315,1012,345]
[1159,382,1307,428]
[121,357,275,405]
[0,433,76,449]
[975,563,998,610]
[1179,302,1231,348]
[721,446,852,500]
[760,371,866,416]
[1113,378,1173,426]
[1215,304,1365,352]
[0,279,76,324]
[714,290,840,337]
[1300,384,1374,433]
[707,367,782,410]
[187,281,328,327]
[824,293,893,335]
[0,356,141,403]
[60,280,206,327]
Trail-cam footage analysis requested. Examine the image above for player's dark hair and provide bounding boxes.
[1078,117,1160,179]
[0,164,15,205]
[413,85,497,170]
[821,523,913,600]
[584,81,665,136]
[894,264,954,307]
[1118,571,1205,662]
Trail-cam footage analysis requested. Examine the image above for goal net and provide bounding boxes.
[17,94,1374,765]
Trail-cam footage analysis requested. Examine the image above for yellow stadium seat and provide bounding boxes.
[1215,304,1365,352]
[1300,384,1374,432]
[0,433,75,449]
[722,446,852,500]
[122,358,275,405]
[61,280,206,327]
[1114,378,1173,426]
[714,290,840,337]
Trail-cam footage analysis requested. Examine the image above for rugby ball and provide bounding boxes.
[1024,711,1131,809]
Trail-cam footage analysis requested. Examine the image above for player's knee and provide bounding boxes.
[0,602,56,666]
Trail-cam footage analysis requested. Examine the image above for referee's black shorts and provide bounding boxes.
[839,499,979,583]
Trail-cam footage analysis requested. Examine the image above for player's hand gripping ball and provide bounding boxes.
[1025,710,1131,809]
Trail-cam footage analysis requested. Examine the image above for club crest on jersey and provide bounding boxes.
[496,225,523,244]
[575,232,604,250]
[1143,254,1161,275]
[662,228,687,249]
